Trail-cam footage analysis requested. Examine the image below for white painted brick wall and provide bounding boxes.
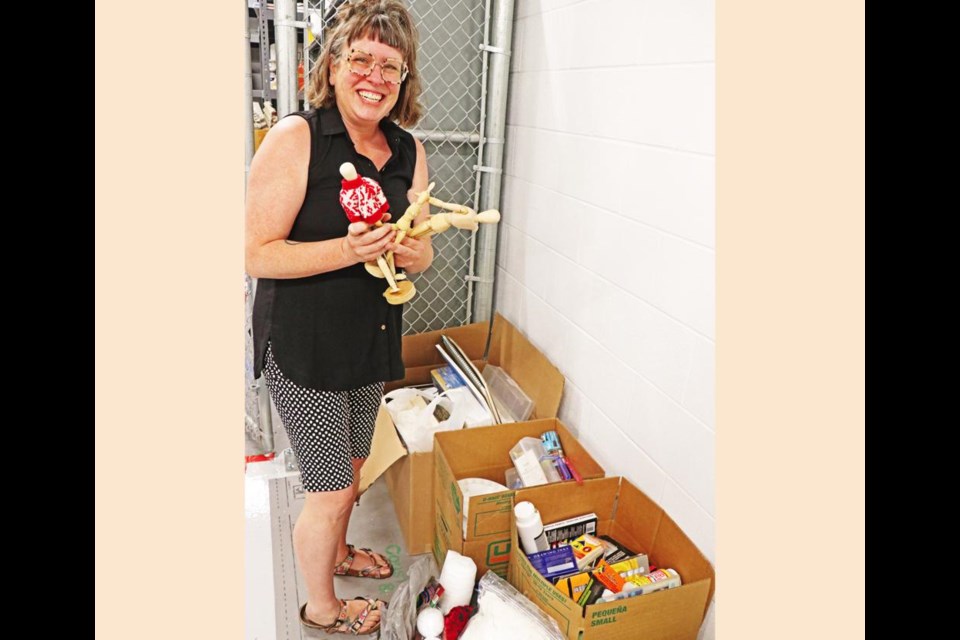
[498,2,716,637]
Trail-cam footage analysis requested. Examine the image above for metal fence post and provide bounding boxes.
[472,0,514,323]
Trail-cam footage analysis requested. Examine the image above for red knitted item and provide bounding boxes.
[340,175,389,224]
[443,605,475,640]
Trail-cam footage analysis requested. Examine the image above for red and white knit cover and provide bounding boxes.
[339,175,390,224]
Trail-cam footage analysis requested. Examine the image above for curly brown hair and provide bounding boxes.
[306,0,424,127]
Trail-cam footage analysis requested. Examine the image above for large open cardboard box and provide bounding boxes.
[433,418,606,578]
[507,477,715,640]
[358,314,566,554]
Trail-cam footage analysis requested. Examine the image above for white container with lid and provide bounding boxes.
[514,500,550,555]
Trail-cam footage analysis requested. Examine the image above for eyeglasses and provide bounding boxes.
[344,48,408,85]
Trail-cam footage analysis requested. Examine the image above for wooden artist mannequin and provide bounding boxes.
[339,162,500,305]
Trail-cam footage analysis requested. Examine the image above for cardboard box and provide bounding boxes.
[253,127,268,152]
[432,419,606,578]
[507,478,715,640]
[358,314,566,554]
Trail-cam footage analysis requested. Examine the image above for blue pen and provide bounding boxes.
[542,430,584,485]
[541,431,573,481]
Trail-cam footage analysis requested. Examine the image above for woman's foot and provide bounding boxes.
[333,544,394,579]
[301,597,385,635]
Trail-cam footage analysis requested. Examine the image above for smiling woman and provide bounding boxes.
[244,0,432,635]
[307,0,424,129]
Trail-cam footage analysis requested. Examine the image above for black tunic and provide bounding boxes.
[251,105,416,391]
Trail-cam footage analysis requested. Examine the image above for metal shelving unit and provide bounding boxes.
[248,1,308,113]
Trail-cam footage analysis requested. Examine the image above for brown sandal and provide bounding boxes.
[299,597,386,635]
[333,544,394,579]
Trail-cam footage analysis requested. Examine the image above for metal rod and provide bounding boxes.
[258,4,271,110]
[466,0,495,325]
[472,0,515,323]
[244,0,254,175]
[275,0,299,117]
[409,129,482,144]
[301,8,310,108]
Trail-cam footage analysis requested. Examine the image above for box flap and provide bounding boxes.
[382,451,436,554]
[399,321,490,368]
[434,419,604,480]
[611,477,663,553]
[515,476,621,524]
[555,422,605,482]
[618,479,716,618]
[358,405,409,494]
[488,314,564,419]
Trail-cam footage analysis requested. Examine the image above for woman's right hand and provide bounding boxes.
[344,219,396,264]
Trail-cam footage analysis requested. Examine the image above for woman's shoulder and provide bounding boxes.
[256,112,311,153]
[285,108,321,125]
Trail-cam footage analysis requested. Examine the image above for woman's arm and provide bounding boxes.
[390,137,434,274]
[244,116,396,279]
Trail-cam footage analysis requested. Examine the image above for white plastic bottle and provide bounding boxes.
[599,568,683,603]
[514,501,550,555]
[630,568,681,594]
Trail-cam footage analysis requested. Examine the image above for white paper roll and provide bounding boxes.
[438,549,478,615]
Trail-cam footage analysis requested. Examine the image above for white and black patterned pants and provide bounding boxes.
[262,343,384,492]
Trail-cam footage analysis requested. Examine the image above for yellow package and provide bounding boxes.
[569,534,605,570]
[554,571,593,600]
[609,553,651,577]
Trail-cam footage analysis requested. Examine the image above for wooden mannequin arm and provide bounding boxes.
[427,196,475,216]
[408,209,501,238]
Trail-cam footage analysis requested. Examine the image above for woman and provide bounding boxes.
[245,0,432,634]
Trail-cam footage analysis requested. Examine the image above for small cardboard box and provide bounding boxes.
[507,477,715,640]
[358,314,565,554]
[432,418,606,578]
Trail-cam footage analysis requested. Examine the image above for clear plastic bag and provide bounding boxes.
[459,571,566,640]
[383,388,468,453]
[380,555,439,640]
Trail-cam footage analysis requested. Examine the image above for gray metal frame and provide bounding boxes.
[244,0,514,453]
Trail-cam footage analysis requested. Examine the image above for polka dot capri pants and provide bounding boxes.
[262,343,384,492]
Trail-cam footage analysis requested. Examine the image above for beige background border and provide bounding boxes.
[94,1,864,638]
[95,1,245,637]
[716,0,864,638]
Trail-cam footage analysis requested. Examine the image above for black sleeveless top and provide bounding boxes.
[251,106,415,391]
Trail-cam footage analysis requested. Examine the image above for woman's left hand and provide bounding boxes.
[389,235,432,273]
